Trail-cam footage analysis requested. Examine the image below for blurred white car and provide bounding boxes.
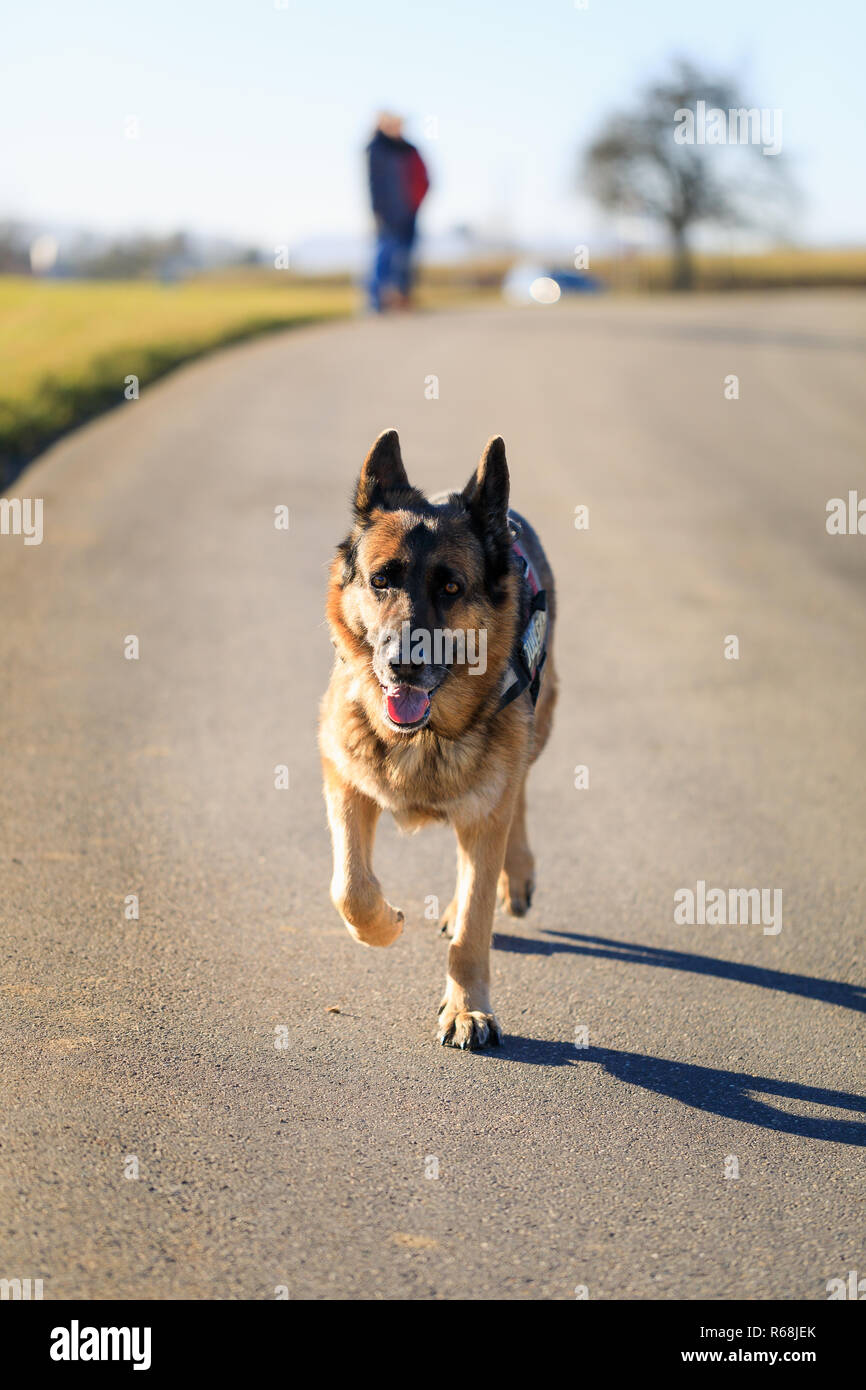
[502,262,602,303]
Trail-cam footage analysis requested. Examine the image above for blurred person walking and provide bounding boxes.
[366,112,429,311]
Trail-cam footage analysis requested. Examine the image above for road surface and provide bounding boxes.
[1,292,865,1300]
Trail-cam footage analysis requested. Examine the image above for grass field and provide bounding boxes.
[0,276,357,486]
[587,246,866,293]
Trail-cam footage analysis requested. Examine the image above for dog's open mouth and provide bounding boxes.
[382,683,432,730]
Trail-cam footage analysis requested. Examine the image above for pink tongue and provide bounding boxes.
[386,686,431,725]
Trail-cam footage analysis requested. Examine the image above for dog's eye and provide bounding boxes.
[442,580,461,596]
[370,573,389,590]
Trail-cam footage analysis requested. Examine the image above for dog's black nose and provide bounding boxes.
[389,660,426,682]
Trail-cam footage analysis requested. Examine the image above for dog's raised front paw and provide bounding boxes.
[334,889,404,948]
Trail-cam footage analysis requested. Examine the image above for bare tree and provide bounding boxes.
[583,59,795,289]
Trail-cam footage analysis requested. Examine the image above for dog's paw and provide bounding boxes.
[497,865,534,918]
[437,1000,503,1050]
[336,894,404,948]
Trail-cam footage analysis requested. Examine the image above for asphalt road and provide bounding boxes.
[2,292,865,1301]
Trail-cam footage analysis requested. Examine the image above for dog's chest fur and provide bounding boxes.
[321,678,513,827]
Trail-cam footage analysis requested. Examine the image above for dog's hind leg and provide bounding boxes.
[437,845,467,937]
[323,757,403,948]
[497,776,535,917]
[497,650,557,917]
[438,894,458,936]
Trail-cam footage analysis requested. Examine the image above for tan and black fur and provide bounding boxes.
[319,429,557,1048]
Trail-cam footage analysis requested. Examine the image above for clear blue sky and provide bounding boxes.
[2,0,864,251]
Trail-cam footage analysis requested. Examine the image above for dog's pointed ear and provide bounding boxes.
[461,437,512,589]
[462,435,510,533]
[354,429,409,518]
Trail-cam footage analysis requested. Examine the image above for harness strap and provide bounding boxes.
[498,537,549,713]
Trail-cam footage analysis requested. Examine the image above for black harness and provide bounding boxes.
[497,526,549,713]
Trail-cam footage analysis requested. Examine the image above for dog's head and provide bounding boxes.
[327,430,519,738]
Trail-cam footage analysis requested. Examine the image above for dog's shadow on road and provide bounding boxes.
[487,1040,866,1146]
[493,927,866,1014]
[488,928,866,1145]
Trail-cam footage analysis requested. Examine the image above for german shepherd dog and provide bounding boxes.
[320,430,557,1048]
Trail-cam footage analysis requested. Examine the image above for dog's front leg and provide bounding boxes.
[322,756,403,947]
[437,799,515,1048]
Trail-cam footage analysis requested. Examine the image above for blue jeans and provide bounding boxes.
[369,227,416,310]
